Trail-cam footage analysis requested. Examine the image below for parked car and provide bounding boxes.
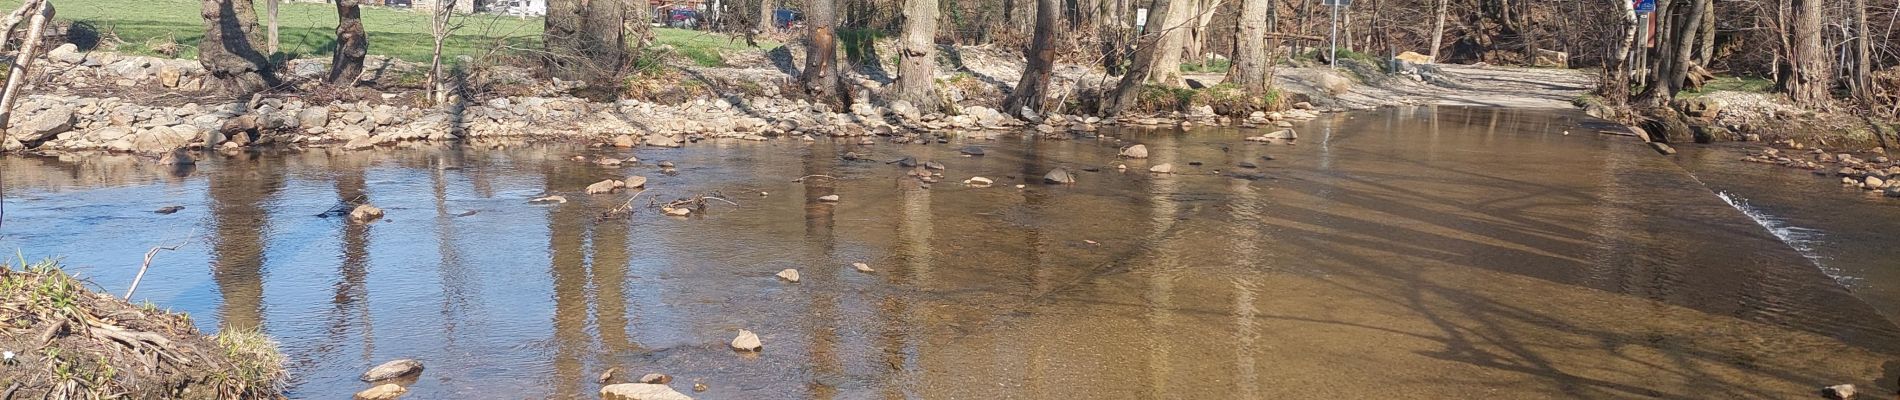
[670,9,702,28]
[773,8,802,31]
[385,0,412,7]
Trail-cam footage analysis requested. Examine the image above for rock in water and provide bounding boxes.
[964,177,994,187]
[529,195,568,204]
[359,359,424,382]
[853,262,874,272]
[158,148,195,165]
[625,175,649,189]
[587,179,623,194]
[657,161,676,168]
[960,146,985,156]
[776,269,801,282]
[598,367,622,384]
[693,383,708,392]
[353,383,407,400]
[1150,163,1174,174]
[1237,162,1257,169]
[154,206,185,214]
[1261,130,1297,140]
[1649,142,1677,155]
[1120,144,1149,159]
[662,207,692,217]
[731,329,763,351]
[1821,384,1855,400]
[818,195,840,202]
[600,383,695,400]
[639,373,673,384]
[891,157,918,167]
[1043,168,1076,184]
[923,161,945,170]
[348,204,385,223]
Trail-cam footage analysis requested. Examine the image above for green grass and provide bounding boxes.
[1679,76,1774,98]
[1181,59,1231,73]
[22,0,775,65]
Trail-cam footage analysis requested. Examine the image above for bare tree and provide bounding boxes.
[758,0,776,33]
[329,0,368,86]
[1003,0,1059,116]
[545,0,633,86]
[0,0,53,138]
[1428,0,1447,61]
[893,0,941,109]
[1784,0,1831,105]
[201,0,278,93]
[1103,0,1184,114]
[1229,0,1271,94]
[801,0,849,106]
[266,0,279,54]
[428,0,461,105]
[1146,0,1196,87]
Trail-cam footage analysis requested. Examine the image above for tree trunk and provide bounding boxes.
[1851,0,1871,101]
[0,0,51,138]
[1663,0,1707,95]
[544,0,629,85]
[758,0,775,32]
[894,0,941,110]
[1428,0,1446,61]
[1147,0,1194,86]
[1104,0,1182,114]
[1693,0,1713,64]
[266,0,279,54]
[801,0,849,107]
[1784,0,1831,105]
[1229,0,1271,94]
[1602,0,1638,104]
[1003,0,1059,117]
[200,0,278,93]
[1183,0,1223,65]
[428,0,455,105]
[328,0,368,86]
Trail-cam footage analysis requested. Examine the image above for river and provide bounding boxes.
[2,106,1896,398]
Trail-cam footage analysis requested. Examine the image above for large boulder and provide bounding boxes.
[7,105,74,143]
[46,43,84,64]
[298,106,331,130]
[359,359,423,382]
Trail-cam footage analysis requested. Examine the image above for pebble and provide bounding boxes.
[818,194,840,202]
[776,269,801,282]
[1237,162,1257,169]
[1821,384,1855,400]
[657,161,676,168]
[965,177,994,187]
[638,373,672,384]
[348,204,385,223]
[731,329,763,351]
[530,195,568,204]
[662,207,691,217]
[853,262,874,272]
[693,383,708,392]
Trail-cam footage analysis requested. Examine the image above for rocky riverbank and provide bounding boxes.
[1,39,1594,160]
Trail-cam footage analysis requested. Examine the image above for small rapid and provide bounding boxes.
[1714,190,1848,286]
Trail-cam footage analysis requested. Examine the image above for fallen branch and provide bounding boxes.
[792,174,837,182]
[124,244,184,299]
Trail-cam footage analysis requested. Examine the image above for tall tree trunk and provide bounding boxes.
[1147,0,1194,86]
[1428,0,1446,61]
[801,0,849,107]
[329,0,368,86]
[758,0,775,32]
[894,0,941,110]
[1229,0,1271,94]
[1693,0,1713,64]
[266,0,279,54]
[1003,0,1059,117]
[201,0,278,93]
[1665,0,1708,94]
[1851,0,1872,101]
[583,0,627,76]
[1784,0,1831,105]
[1104,0,1182,114]
[545,0,584,80]
[428,0,456,105]
[0,0,51,139]
[1183,0,1222,65]
[1603,0,1638,104]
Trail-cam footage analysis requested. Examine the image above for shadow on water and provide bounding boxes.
[0,106,1896,398]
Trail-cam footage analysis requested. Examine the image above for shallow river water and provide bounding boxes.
[3,106,1898,399]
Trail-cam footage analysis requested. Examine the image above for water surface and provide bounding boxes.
[3,106,1897,399]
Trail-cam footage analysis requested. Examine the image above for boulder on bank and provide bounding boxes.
[8,105,75,143]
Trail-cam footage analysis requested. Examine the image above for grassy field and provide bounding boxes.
[20,0,767,65]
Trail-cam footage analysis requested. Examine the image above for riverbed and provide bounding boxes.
[2,106,1896,398]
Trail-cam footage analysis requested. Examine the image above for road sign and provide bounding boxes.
[1322,0,1351,6]
[1634,0,1656,14]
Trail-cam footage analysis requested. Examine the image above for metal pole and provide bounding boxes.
[1329,1,1338,68]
